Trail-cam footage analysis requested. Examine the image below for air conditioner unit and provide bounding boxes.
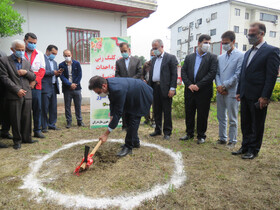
[182,26,189,31]
[206,18,211,23]
[195,23,199,28]
[274,20,278,25]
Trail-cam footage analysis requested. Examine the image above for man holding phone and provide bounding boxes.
[41,45,62,132]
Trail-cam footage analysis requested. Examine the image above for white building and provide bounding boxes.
[168,0,280,62]
[0,0,157,102]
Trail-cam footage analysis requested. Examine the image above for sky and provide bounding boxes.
[127,0,280,60]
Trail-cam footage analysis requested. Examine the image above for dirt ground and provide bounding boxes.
[0,102,279,209]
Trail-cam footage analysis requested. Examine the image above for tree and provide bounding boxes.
[134,55,147,65]
[0,0,25,38]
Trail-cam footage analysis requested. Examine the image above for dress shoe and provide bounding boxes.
[1,133,13,139]
[49,127,61,130]
[232,147,246,155]
[242,152,257,159]
[179,134,194,141]
[34,132,45,138]
[77,122,85,127]
[0,142,8,148]
[42,129,48,133]
[197,138,205,144]
[217,139,227,144]
[117,146,132,157]
[13,143,21,150]
[66,122,71,129]
[163,135,170,140]
[24,140,39,144]
[149,131,161,137]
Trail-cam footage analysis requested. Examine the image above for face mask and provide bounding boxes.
[247,34,259,45]
[49,54,55,60]
[201,43,210,53]
[98,92,108,97]
[15,50,24,58]
[153,49,161,56]
[64,56,71,62]
[121,53,129,59]
[222,43,232,52]
[27,42,36,51]
[150,56,154,60]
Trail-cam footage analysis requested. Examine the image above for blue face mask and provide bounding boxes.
[49,54,55,60]
[150,56,155,60]
[15,51,25,58]
[27,42,36,51]
[153,49,161,56]
[121,53,129,59]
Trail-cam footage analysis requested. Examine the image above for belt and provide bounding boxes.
[154,81,160,85]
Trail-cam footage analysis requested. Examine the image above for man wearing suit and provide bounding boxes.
[59,49,84,128]
[149,39,178,140]
[115,42,142,130]
[215,31,244,148]
[89,76,153,157]
[0,40,37,150]
[180,34,218,144]
[232,22,280,159]
[42,45,62,132]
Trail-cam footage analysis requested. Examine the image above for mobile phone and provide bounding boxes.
[59,68,64,72]
[254,101,261,109]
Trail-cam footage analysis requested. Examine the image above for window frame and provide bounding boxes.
[234,26,240,33]
[211,12,217,20]
[210,29,216,36]
[235,8,240,16]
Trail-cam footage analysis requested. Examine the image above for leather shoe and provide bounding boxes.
[149,131,161,137]
[66,122,71,129]
[232,147,246,155]
[0,142,8,148]
[49,127,61,130]
[217,139,227,144]
[13,143,21,150]
[24,140,39,144]
[197,138,205,144]
[179,134,194,141]
[163,135,170,140]
[42,129,48,133]
[242,152,257,159]
[34,132,45,138]
[1,133,13,139]
[117,146,132,157]
[77,122,85,127]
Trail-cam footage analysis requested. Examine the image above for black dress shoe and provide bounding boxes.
[217,139,227,144]
[179,134,194,141]
[34,132,45,138]
[77,122,85,127]
[232,147,246,155]
[149,131,161,137]
[1,133,13,139]
[49,127,61,130]
[66,122,71,129]
[13,143,21,150]
[24,140,39,144]
[163,135,170,140]
[117,146,132,157]
[242,152,257,159]
[42,129,48,133]
[0,142,8,148]
[197,138,205,144]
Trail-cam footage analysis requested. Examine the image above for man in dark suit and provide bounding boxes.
[232,22,280,159]
[41,45,62,132]
[59,49,84,128]
[149,39,178,140]
[115,42,142,131]
[180,34,218,144]
[89,76,153,157]
[0,40,37,149]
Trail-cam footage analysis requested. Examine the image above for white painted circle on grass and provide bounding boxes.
[20,139,186,209]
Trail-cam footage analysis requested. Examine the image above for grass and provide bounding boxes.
[0,102,279,209]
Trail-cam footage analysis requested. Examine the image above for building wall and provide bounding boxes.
[0,0,127,101]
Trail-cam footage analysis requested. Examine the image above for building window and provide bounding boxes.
[67,27,100,64]
[245,12,249,20]
[177,39,181,45]
[188,47,194,54]
[178,26,182,32]
[235,8,240,16]
[235,43,238,49]
[260,13,278,23]
[210,29,216,36]
[211,12,217,20]
[244,29,248,35]
[189,22,194,28]
[234,26,239,33]
[177,50,181,58]
[197,18,202,25]
[270,31,277,38]
[196,33,201,40]
[243,45,247,51]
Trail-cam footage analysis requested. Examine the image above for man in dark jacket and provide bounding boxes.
[89,76,153,157]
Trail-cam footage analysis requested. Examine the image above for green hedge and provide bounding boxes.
[172,83,280,118]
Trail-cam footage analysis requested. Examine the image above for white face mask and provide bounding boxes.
[98,92,108,97]
[222,43,232,52]
[64,56,71,62]
[201,43,210,53]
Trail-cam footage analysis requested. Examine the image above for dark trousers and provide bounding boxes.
[153,84,173,135]
[185,91,211,139]
[144,103,155,123]
[122,112,129,129]
[42,86,58,130]
[124,113,141,150]
[0,96,10,134]
[240,98,267,154]
[63,89,82,123]
[32,89,42,133]
[9,98,32,144]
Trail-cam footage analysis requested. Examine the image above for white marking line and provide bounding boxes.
[20,139,186,209]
